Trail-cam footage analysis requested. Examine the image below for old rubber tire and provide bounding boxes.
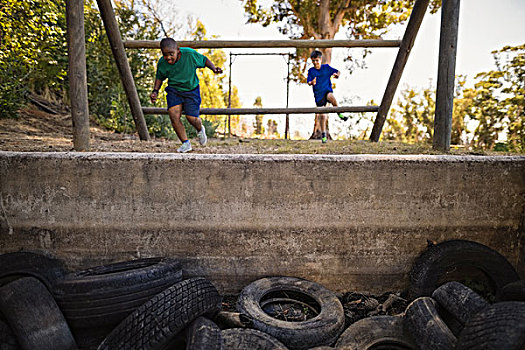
[97,277,221,350]
[408,240,519,300]
[0,317,19,350]
[403,297,456,350]
[0,277,77,350]
[185,317,221,350]
[52,257,182,330]
[432,281,488,325]
[221,328,288,350]
[495,280,525,302]
[456,301,525,350]
[335,316,417,350]
[237,276,345,350]
[0,251,67,290]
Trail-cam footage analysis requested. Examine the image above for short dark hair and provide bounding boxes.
[160,38,178,50]
[310,50,322,59]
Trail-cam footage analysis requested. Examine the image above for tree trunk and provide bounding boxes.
[309,114,332,140]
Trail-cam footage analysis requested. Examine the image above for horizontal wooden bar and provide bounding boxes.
[124,39,401,49]
[143,106,379,115]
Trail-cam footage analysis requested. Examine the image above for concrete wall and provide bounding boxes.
[0,151,523,294]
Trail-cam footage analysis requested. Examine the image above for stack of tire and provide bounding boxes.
[0,252,221,349]
[0,239,524,350]
[400,239,525,350]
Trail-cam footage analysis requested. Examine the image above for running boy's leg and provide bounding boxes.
[168,105,192,153]
[182,85,207,145]
[186,115,207,146]
[326,92,348,121]
[326,92,338,107]
[168,105,188,142]
[186,115,202,132]
[319,113,328,143]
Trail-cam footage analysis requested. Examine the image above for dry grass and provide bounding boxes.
[0,106,519,156]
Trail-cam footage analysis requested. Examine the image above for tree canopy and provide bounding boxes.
[241,0,441,77]
[385,43,524,152]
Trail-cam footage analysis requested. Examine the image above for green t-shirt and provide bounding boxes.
[155,47,207,92]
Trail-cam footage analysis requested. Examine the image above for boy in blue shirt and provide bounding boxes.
[307,50,348,143]
[150,38,223,153]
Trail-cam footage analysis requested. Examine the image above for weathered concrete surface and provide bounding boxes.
[0,152,523,293]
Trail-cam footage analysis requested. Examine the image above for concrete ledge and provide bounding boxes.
[1,152,524,293]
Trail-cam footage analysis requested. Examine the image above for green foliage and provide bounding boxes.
[386,83,437,143]
[0,0,232,141]
[0,0,67,118]
[386,44,524,152]
[84,0,160,134]
[466,44,524,151]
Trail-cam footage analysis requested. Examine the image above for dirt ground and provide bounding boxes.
[0,104,509,155]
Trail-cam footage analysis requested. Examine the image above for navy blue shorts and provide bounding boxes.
[315,91,330,107]
[165,85,201,117]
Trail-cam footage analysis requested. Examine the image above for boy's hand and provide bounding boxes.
[150,91,158,104]
[213,67,223,74]
[332,71,340,79]
[309,77,317,86]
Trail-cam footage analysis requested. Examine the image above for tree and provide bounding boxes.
[385,44,524,152]
[493,44,524,151]
[241,0,441,138]
[386,79,466,145]
[465,45,525,151]
[253,96,264,135]
[386,84,434,143]
[0,0,68,118]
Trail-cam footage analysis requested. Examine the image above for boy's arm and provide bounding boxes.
[332,69,340,79]
[205,58,223,74]
[306,70,316,86]
[150,79,163,104]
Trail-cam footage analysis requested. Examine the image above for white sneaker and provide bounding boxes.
[177,141,192,153]
[198,125,207,146]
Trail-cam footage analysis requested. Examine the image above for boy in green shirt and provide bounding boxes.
[150,38,223,153]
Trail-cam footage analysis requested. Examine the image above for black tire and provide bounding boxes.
[431,281,488,325]
[403,297,456,350]
[335,316,417,350]
[97,277,221,350]
[185,317,221,350]
[221,328,288,350]
[0,251,67,290]
[52,257,182,330]
[237,276,344,350]
[0,317,19,350]
[495,280,525,302]
[408,240,520,300]
[456,301,525,350]
[0,277,77,350]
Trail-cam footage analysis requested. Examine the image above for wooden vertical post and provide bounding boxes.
[285,53,291,140]
[369,0,430,142]
[433,0,460,151]
[227,52,232,139]
[66,0,90,151]
[96,0,150,141]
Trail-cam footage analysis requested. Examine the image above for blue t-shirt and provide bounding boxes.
[307,64,338,104]
[155,47,207,92]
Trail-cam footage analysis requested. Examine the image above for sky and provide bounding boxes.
[173,0,525,139]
